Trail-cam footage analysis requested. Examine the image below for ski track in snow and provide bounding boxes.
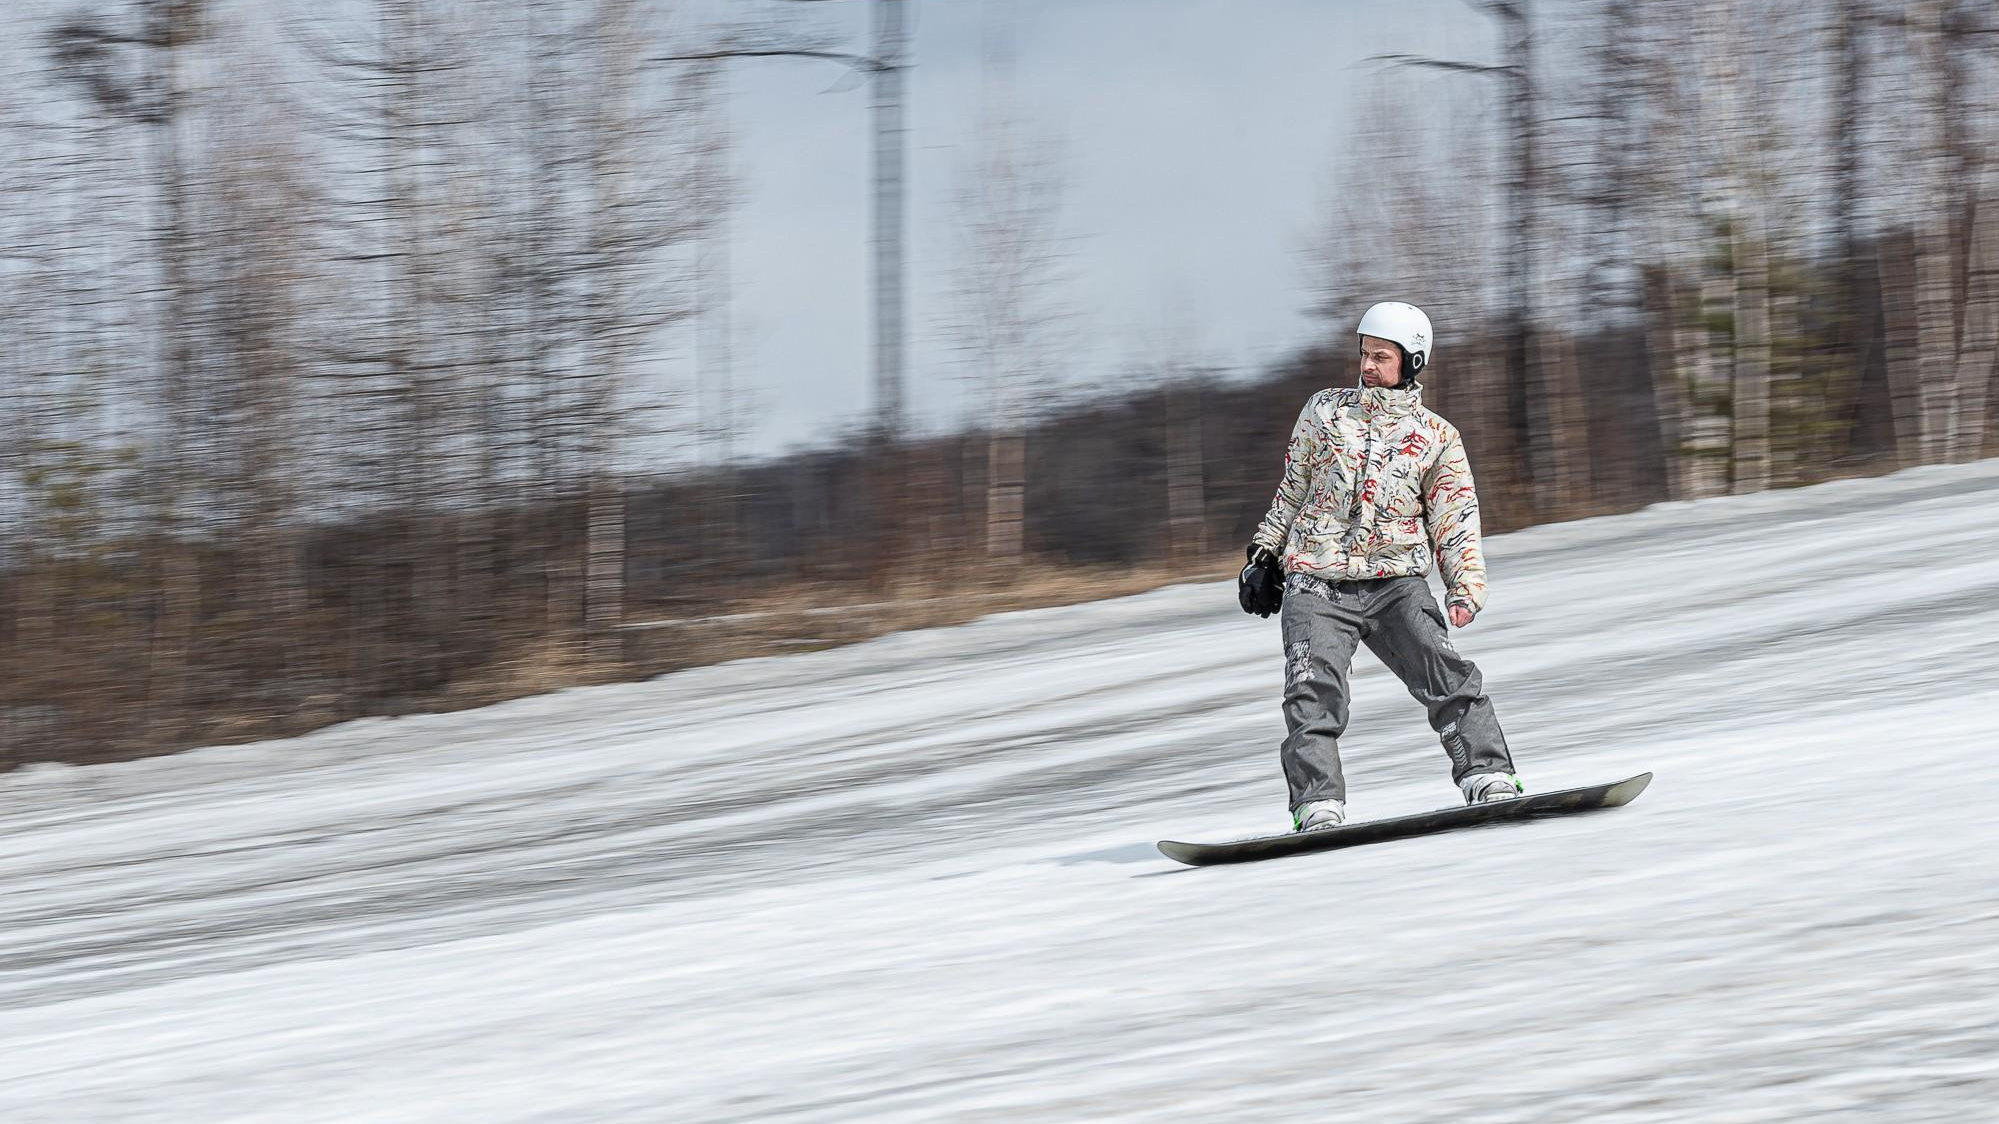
[4,462,1999,1122]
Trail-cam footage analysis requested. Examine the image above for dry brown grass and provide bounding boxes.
[620,553,1242,676]
[0,550,1243,772]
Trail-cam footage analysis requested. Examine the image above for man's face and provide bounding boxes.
[1360,335,1403,388]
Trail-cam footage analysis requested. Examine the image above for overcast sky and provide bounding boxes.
[702,0,1495,458]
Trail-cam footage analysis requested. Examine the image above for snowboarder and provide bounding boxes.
[1237,301,1523,831]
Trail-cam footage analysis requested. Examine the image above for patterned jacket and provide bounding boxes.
[1251,383,1489,614]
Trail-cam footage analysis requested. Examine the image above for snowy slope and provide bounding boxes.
[5,462,1999,1123]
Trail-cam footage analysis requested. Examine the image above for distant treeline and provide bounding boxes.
[2,255,1965,768]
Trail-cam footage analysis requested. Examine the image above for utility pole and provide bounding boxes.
[699,66,737,468]
[871,0,907,440]
[658,0,909,443]
[657,1,911,583]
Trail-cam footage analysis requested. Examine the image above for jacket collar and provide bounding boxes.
[1357,379,1424,417]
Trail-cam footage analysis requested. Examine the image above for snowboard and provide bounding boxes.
[1156,772,1652,867]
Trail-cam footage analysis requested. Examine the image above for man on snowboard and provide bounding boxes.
[1237,301,1523,832]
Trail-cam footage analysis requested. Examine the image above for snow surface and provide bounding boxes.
[6,462,1999,1122]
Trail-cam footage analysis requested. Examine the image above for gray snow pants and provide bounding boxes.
[1278,572,1515,808]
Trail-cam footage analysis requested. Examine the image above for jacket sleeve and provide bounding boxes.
[1251,398,1322,557]
[1422,424,1488,614]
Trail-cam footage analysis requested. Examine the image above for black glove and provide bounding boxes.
[1237,545,1285,618]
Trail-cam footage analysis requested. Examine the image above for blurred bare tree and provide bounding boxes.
[1335,0,1999,515]
[2,0,717,759]
[943,38,1074,562]
[5,0,1999,768]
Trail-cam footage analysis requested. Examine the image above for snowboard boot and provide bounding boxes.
[1460,772,1524,804]
[1292,798,1347,832]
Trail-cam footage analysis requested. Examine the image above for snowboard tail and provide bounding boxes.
[1156,772,1652,867]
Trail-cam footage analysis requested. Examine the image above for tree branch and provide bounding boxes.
[651,47,881,73]
[1366,52,1513,77]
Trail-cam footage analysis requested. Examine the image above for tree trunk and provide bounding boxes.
[1830,0,1876,472]
[1943,2,1991,462]
[986,429,1025,562]
[1642,268,1694,502]
[1958,193,1999,460]
[962,433,988,554]
[1166,390,1206,562]
[1730,223,1773,494]
[1987,341,1999,459]
[1771,288,1807,487]
[1913,231,1958,463]
[1544,332,1590,515]
[1910,0,1958,465]
[1497,2,1557,515]
[149,0,203,724]
[1681,258,1737,499]
[1879,229,1926,467]
[586,475,625,666]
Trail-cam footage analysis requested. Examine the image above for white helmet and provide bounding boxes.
[1356,301,1434,376]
